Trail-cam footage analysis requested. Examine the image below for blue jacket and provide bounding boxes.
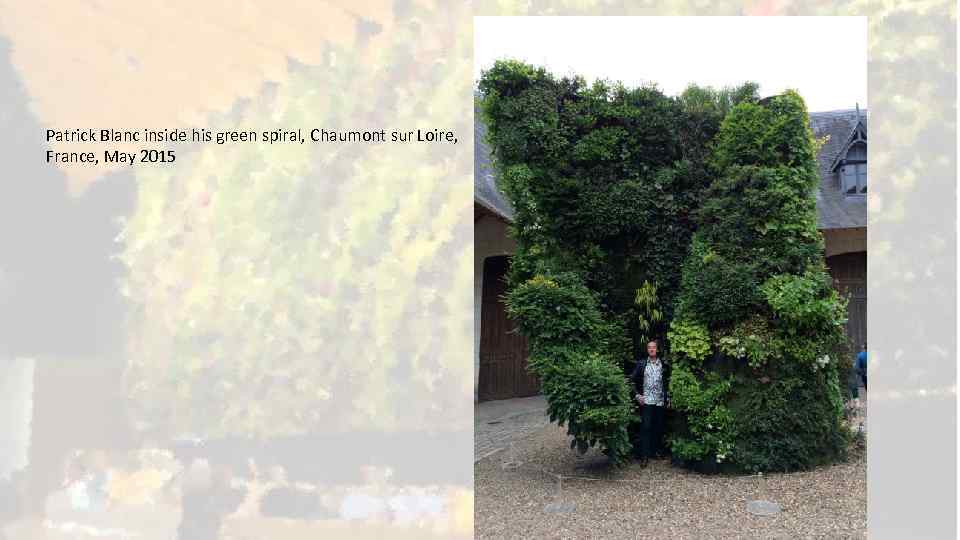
[856,351,867,375]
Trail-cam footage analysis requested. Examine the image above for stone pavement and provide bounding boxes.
[475,395,549,462]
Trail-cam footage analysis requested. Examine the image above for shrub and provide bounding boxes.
[715,316,778,369]
[506,273,606,349]
[534,348,634,461]
[505,272,634,464]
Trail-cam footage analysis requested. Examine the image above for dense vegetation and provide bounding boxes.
[481,60,755,464]
[481,60,850,470]
[668,91,850,472]
[119,4,475,440]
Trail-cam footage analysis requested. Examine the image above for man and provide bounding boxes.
[630,340,670,467]
[856,343,867,391]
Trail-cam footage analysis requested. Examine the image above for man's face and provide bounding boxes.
[647,342,658,358]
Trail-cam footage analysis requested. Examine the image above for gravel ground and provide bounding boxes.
[476,424,866,539]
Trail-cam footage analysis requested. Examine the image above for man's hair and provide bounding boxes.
[647,340,658,347]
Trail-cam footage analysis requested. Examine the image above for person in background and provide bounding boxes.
[630,340,670,467]
[847,354,861,408]
[856,343,868,391]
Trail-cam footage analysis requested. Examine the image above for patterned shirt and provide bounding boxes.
[643,359,665,406]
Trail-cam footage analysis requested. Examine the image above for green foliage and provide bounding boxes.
[711,91,819,174]
[477,60,565,169]
[729,365,850,472]
[634,280,664,346]
[676,83,760,166]
[678,82,761,120]
[481,62,757,464]
[699,92,824,281]
[676,235,761,326]
[484,62,847,473]
[762,270,849,333]
[667,364,735,463]
[670,91,850,472]
[480,60,722,323]
[506,273,606,349]
[505,272,634,464]
[666,319,711,363]
[697,165,823,275]
[119,6,475,439]
[533,348,634,462]
[716,316,778,369]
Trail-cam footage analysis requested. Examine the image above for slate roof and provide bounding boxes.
[809,109,868,229]
[474,112,514,220]
[474,108,867,229]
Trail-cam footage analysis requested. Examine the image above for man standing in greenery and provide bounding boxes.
[630,341,670,467]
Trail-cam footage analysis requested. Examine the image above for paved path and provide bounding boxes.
[475,395,549,462]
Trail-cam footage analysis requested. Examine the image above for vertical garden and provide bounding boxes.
[480,60,850,471]
[118,3,477,443]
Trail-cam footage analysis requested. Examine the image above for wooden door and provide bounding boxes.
[827,252,867,349]
[477,256,538,401]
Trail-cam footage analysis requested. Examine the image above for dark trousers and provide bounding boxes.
[639,404,665,459]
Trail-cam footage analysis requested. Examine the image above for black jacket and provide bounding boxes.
[629,357,671,405]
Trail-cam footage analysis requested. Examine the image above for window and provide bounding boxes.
[839,142,866,196]
[841,163,867,195]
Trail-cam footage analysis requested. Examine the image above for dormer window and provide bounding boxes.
[839,142,866,195]
[831,119,867,198]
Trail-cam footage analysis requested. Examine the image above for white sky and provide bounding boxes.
[475,16,867,112]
